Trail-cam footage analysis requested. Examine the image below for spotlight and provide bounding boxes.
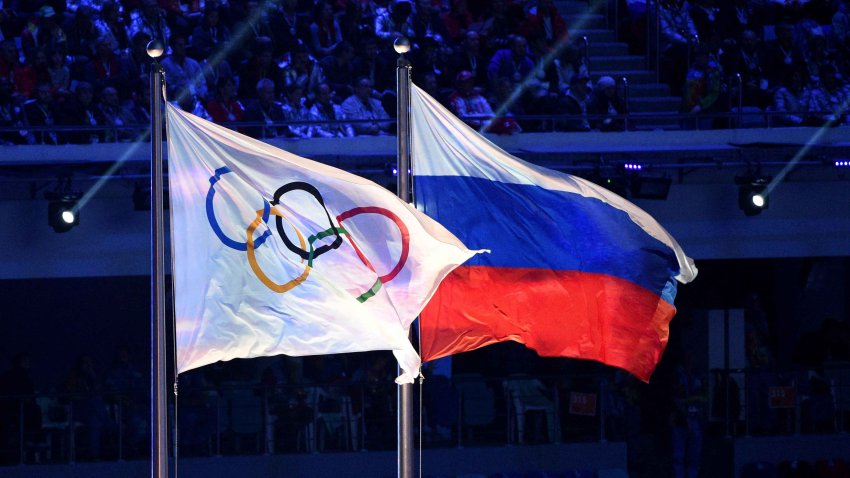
[623,163,643,171]
[835,160,850,168]
[735,175,771,216]
[45,192,81,233]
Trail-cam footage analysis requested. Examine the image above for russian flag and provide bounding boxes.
[410,85,697,382]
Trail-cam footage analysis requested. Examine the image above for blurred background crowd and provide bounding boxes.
[0,0,847,145]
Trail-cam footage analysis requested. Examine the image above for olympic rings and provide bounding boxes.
[204,168,412,301]
[273,182,342,264]
[336,207,409,283]
[246,208,311,293]
[206,167,271,251]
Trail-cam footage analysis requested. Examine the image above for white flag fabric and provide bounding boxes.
[166,103,477,383]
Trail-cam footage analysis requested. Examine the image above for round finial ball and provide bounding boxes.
[146,39,165,59]
[393,37,411,54]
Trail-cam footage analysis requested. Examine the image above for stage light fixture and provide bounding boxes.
[624,163,643,171]
[45,193,81,233]
[735,175,771,216]
[835,160,850,168]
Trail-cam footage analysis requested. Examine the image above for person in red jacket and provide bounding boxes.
[519,0,568,49]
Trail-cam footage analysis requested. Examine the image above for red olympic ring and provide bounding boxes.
[336,206,410,284]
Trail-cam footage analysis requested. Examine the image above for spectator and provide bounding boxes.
[244,77,286,139]
[803,64,850,125]
[375,0,416,44]
[123,75,152,124]
[174,91,212,121]
[519,0,568,49]
[717,0,762,42]
[0,40,20,87]
[8,44,37,99]
[206,77,245,125]
[65,6,100,66]
[310,82,354,138]
[722,29,770,108]
[477,0,522,58]
[309,1,343,59]
[237,38,281,100]
[240,0,276,59]
[586,76,627,131]
[485,75,523,134]
[161,34,206,102]
[88,35,125,93]
[449,69,495,130]
[341,76,392,135]
[23,82,58,144]
[351,34,394,95]
[658,0,698,94]
[762,22,806,91]
[410,0,443,42]
[268,0,305,55]
[411,34,453,90]
[440,0,474,45]
[772,69,807,126]
[28,47,52,93]
[128,0,171,46]
[689,0,720,47]
[419,71,447,105]
[47,48,70,95]
[803,32,844,87]
[448,30,489,89]
[554,38,588,92]
[200,57,234,106]
[318,41,356,102]
[681,44,724,129]
[59,81,102,144]
[96,85,137,142]
[280,41,324,102]
[487,34,535,90]
[120,32,153,93]
[95,1,129,53]
[280,84,311,138]
[158,0,191,38]
[834,0,850,58]
[0,77,27,144]
[557,73,590,132]
[190,4,231,61]
[21,6,67,59]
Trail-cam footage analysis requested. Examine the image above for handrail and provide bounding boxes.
[2,361,850,464]
[582,36,590,74]
[1,110,848,144]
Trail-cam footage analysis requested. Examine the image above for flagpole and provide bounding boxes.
[147,39,168,478]
[394,36,414,478]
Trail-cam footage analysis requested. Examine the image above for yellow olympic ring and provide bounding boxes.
[246,208,311,293]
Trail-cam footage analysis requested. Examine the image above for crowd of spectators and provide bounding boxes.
[0,0,597,145]
[652,0,850,127]
[1,0,849,145]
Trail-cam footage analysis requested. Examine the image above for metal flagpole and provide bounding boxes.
[394,36,414,478]
[147,39,169,478]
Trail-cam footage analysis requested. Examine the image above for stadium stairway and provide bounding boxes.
[555,0,683,129]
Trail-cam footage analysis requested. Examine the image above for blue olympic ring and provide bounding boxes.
[206,166,272,251]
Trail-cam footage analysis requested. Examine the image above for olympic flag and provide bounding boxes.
[410,85,697,381]
[166,103,478,383]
